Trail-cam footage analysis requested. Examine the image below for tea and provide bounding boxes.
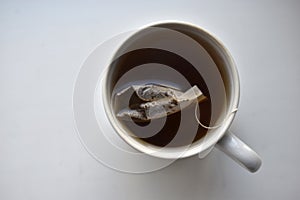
[106,26,227,147]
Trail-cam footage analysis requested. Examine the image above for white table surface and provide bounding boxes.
[1,1,299,199]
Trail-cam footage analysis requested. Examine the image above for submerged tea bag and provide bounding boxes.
[116,83,207,121]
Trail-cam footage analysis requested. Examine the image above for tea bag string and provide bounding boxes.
[194,103,238,130]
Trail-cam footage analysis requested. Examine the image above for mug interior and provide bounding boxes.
[102,21,240,159]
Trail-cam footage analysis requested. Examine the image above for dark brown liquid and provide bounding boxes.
[106,25,227,147]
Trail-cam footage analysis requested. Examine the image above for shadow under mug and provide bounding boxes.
[102,21,262,173]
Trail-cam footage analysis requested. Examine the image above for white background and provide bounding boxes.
[1,0,299,199]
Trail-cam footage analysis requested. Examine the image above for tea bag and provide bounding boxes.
[116,83,207,121]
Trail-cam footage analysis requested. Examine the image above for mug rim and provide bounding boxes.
[102,20,240,159]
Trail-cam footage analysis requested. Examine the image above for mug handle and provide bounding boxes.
[216,131,262,173]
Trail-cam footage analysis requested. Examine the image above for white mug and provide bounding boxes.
[102,21,262,173]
